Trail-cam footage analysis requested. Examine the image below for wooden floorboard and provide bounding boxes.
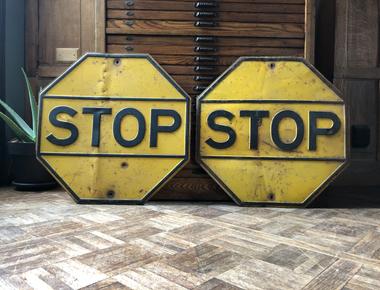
[0,187,379,289]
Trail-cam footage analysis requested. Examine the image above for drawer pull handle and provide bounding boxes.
[195,21,217,27]
[194,36,216,43]
[194,56,218,62]
[194,85,208,92]
[124,0,134,7]
[125,46,134,52]
[194,66,215,72]
[194,2,217,9]
[124,20,134,27]
[194,12,217,18]
[194,46,217,52]
[194,76,215,81]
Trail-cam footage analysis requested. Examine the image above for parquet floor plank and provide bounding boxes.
[0,188,379,289]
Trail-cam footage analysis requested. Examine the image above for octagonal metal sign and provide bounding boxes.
[197,57,347,206]
[37,53,190,204]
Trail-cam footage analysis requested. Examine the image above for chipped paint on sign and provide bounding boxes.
[196,57,347,206]
[37,53,190,204]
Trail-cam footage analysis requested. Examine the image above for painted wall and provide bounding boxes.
[0,0,25,184]
[0,0,7,184]
[5,0,25,116]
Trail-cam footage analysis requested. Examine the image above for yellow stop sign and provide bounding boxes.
[37,53,190,204]
[197,57,347,206]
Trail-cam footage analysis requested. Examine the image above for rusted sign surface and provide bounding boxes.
[37,53,190,204]
[197,57,347,206]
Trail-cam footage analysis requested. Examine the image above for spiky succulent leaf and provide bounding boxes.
[21,68,38,134]
[0,112,34,142]
[0,99,35,139]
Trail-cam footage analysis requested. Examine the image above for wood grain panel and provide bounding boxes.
[35,0,105,75]
[130,55,239,66]
[107,0,305,13]
[334,0,380,185]
[172,75,217,85]
[3,188,380,288]
[107,20,305,38]
[81,0,96,54]
[107,35,305,48]
[39,0,81,66]
[108,10,305,24]
[150,0,305,3]
[105,0,311,197]
[25,0,39,76]
[107,44,304,56]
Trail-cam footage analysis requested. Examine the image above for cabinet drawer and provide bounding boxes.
[171,75,220,95]
[162,65,228,76]
[108,10,304,24]
[147,55,240,66]
[107,20,304,38]
[107,35,304,48]
[107,44,303,56]
[107,0,305,14]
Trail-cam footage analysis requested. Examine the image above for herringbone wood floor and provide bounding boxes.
[0,188,380,289]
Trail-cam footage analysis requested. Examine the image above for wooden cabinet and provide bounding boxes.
[334,0,380,186]
[25,0,314,96]
[106,0,313,98]
[105,0,314,199]
[25,0,105,79]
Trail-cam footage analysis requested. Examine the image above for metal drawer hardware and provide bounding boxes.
[194,56,218,62]
[126,11,134,16]
[194,12,217,18]
[194,21,217,27]
[194,66,215,72]
[194,36,216,43]
[194,76,215,81]
[194,85,208,92]
[124,46,134,52]
[124,0,134,7]
[194,2,217,9]
[194,46,217,52]
[193,1,218,94]
[124,20,134,27]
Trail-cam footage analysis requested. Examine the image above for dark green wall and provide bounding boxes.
[0,0,7,184]
[5,0,25,115]
[0,0,25,184]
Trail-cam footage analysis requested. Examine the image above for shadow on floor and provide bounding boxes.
[310,186,380,208]
[3,185,380,209]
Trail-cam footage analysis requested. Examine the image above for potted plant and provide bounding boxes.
[0,69,56,191]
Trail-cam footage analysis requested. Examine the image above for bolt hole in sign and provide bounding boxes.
[37,53,190,204]
[197,57,347,207]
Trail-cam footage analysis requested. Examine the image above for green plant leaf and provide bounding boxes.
[0,99,35,139]
[0,112,34,142]
[21,68,38,134]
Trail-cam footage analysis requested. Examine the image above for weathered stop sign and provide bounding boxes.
[37,53,190,204]
[197,57,347,206]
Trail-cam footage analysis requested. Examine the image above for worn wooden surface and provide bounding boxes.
[334,0,380,186]
[25,0,105,79]
[105,0,315,198]
[0,187,380,289]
